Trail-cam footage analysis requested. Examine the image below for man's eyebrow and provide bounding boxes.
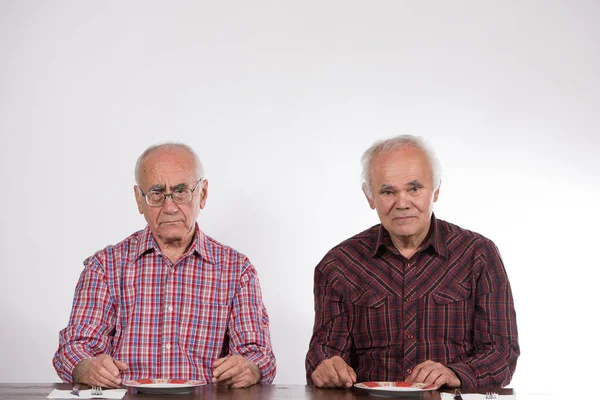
[148,183,190,191]
[378,184,395,193]
[406,180,424,188]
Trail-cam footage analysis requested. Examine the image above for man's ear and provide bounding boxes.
[362,183,376,210]
[433,180,441,202]
[199,179,208,209]
[134,186,144,214]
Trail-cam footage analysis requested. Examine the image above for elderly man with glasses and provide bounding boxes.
[53,143,276,389]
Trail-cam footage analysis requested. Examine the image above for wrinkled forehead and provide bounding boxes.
[370,145,433,184]
[138,149,199,188]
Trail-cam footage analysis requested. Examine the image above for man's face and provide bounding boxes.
[364,145,439,247]
[134,148,207,247]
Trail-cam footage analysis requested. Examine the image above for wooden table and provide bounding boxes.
[0,383,518,400]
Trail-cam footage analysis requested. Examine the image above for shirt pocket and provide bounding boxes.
[428,282,472,343]
[432,281,472,305]
[347,289,390,350]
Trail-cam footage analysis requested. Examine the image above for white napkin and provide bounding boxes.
[440,394,516,400]
[47,389,127,399]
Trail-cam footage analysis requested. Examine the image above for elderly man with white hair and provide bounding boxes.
[306,135,519,389]
[53,143,276,389]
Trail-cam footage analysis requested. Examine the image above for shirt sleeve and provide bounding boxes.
[227,260,277,384]
[447,240,520,388]
[305,253,353,384]
[52,257,117,383]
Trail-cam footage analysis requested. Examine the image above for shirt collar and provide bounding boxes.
[370,213,449,259]
[424,213,449,258]
[135,223,216,264]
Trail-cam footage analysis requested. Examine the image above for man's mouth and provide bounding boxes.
[393,216,416,221]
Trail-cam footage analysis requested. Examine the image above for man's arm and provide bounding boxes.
[215,260,276,386]
[446,240,520,388]
[305,255,355,387]
[72,354,128,388]
[52,257,118,383]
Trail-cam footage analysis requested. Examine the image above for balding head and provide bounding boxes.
[361,135,441,199]
[135,142,204,185]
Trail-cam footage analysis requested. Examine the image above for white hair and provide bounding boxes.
[134,142,204,185]
[361,135,442,198]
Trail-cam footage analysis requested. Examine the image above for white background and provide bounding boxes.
[1,0,599,393]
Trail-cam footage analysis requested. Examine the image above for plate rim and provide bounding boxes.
[354,381,439,392]
[122,378,205,388]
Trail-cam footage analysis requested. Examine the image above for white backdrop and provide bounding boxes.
[1,0,599,393]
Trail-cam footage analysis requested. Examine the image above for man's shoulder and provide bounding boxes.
[436,218,507,279]
[330,224,379,250]
[436,217,497,249]
[85,229,146,265]
[320,224,380,263]
[201,233,249,262]
[314,225,381,290]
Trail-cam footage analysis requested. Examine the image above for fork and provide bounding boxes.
[91,386,103,396]
[485,392,498,399]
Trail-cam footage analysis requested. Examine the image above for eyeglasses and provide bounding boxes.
[138,178,203,207]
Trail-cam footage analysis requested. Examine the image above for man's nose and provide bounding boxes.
[395,192,411,209]
[162,196,179,212]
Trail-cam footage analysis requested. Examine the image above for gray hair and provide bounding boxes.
[361,135,442,198]
[134,142,204,185]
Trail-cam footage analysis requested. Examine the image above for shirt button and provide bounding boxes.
[406,368,412,375]
[167,306,173,312]
[407,333,414,340]
[165,343,171,350]
[405,297,412,303]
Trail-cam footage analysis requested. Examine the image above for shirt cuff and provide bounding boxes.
[447,363,477,388]
[53,348,93,383]
[244,351,276,384]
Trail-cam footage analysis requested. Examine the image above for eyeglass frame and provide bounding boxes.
[137,178,204,207]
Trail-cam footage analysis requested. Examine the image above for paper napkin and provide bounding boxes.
[440,394,516,400]
[47,389,127,399]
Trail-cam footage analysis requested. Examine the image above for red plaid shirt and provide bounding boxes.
[53,224,276,383]
[306,215,519,388]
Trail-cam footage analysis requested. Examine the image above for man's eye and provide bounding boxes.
[147,192,164,201]
[176,188,195,200]
[408,186,420,192]
[382,190,393,195]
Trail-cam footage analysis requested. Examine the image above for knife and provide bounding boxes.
[70,384,80,397]
[453,389,463,400]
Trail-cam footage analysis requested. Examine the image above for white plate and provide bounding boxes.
[354,382,439,397]
[123,379,205,394]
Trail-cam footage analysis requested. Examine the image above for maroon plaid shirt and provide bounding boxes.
[306,215,519,388]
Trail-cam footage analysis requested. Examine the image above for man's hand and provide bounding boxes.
[72,355,128,388]
[212,355,261,388]
[405,360,460,388]
[311,356,357,388]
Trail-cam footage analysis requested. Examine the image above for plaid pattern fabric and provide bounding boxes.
[53,224,276,383]
[306,215,519,388]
